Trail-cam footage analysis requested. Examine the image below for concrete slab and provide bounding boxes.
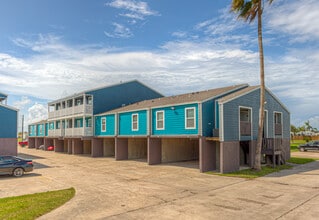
[0,147,317,220]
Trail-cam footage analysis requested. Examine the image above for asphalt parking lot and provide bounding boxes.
[1,147,319,220]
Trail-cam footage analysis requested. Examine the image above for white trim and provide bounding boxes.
[198,103,202,136]
[185,107,196,129]
[220,103,224,141]
[201,84,249,103]
[273,111,283,137]
[264,110,268,138]
[101,117,106,132]
[219,87,260,104]
[0,103,19,112]
[155,110,165,130]
[132,113,139,131]
[266,88,290,113]
[238,106,253,141]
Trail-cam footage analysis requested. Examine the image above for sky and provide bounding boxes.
[0,0,318,131]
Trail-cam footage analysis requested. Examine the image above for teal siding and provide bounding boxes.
[37,124,45,137]
[0,106,17,138]
[29,125,36,137]
[222,89,290,141]
[74,118,83,128]
[119,110,147,136]
[45,123,49,136]
[202,100,214,137]
[152,103,199,136]
[95,114,115,136]
[49,122,54,130]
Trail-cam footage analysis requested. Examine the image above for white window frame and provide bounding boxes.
[156,111,165,130]
[238,106,253,140]
[132,114,139,131]
[185,107,196,129]
[273,111,283,136]
[87,118,92,128]
[101,117,106,132]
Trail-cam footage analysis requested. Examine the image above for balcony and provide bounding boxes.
[240,121,251,136]
[48,129,63,137]
[48,104,93,119]
[64,127,93,137]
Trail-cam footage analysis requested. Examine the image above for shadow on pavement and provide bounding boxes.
[0,172,42,179]
[18,153,46,160]
[264,161,319,178]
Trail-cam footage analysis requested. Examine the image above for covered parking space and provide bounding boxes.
[91,138,115,157]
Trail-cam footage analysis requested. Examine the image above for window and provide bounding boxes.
[185,108,196,129]
[156,111,164,130]
[76,119,82,128]
[274,112,282,135]
[240,108,251,122]
[101,117,106,132]
[86,118,92,127]
[39,125,43,134]
[132,114,138,131]
[274,112,282,124]
[56,121,60,129]
[87,96,92,105]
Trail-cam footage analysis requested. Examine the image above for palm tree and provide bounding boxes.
[231,0,274,170]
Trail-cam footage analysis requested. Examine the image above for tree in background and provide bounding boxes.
[231,0,274,170]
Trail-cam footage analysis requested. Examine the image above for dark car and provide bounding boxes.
[298,141,319,152]
[0,156,33,177]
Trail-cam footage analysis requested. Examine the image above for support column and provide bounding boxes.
[54,139,64,152]
[67,139,72,154]
[220,141,240,173]
[72,139,83,154]
[147,137,162,165]
[28,138,36,148]
[91,138,103,157]
[115,138,128,160]
[199,137,216,172]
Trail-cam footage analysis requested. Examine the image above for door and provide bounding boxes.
[0,156,15,174]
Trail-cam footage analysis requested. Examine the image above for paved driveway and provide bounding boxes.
[1,147,318,220]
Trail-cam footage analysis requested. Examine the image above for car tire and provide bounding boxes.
[13,168,24,177]
[299,147,305,152]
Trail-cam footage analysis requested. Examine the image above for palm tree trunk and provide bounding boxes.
[254,0,265,170]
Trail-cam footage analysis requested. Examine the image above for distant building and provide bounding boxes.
[0,92,18,155]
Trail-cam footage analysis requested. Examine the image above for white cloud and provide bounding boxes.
[27,103,48,124]
[267,0,319,42]
[106,0,158,19]
[104,23,133,38]
[12,96,31,110]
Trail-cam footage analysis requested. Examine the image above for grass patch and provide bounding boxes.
[0,187,75,220]
[206,164,293,179]
[287,157,316,164]
[290,140,306,152]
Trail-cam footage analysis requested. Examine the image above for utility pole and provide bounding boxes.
[21,115,24,140]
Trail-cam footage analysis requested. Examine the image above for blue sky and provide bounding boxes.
[0,0,318,131]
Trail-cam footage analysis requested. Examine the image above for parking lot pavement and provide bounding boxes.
[1,147,318,220]
[291,151,319,160]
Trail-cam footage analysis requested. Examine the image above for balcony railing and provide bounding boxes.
[240,121,251,136]
[262,138,282,154]
[48,104,93,119]
[64,127,93,137]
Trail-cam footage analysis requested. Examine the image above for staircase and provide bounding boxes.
[262,138,285,167]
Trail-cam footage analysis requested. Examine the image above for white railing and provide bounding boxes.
[48,127,93,137]
[47,104,93,119]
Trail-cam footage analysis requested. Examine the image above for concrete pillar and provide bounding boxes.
[115,138,128,160]
[35,138,44,149]
[72,139,83,154]
[103,138,115,157]
[67,139,72,154]
[220,141,240,173]
[199,137,216,172]
[0,138,17,155]
[44,138,53,149]
[92,138,103,157]
[147,137,162,165]
[54,139,64,152]
[28,138,36,148]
